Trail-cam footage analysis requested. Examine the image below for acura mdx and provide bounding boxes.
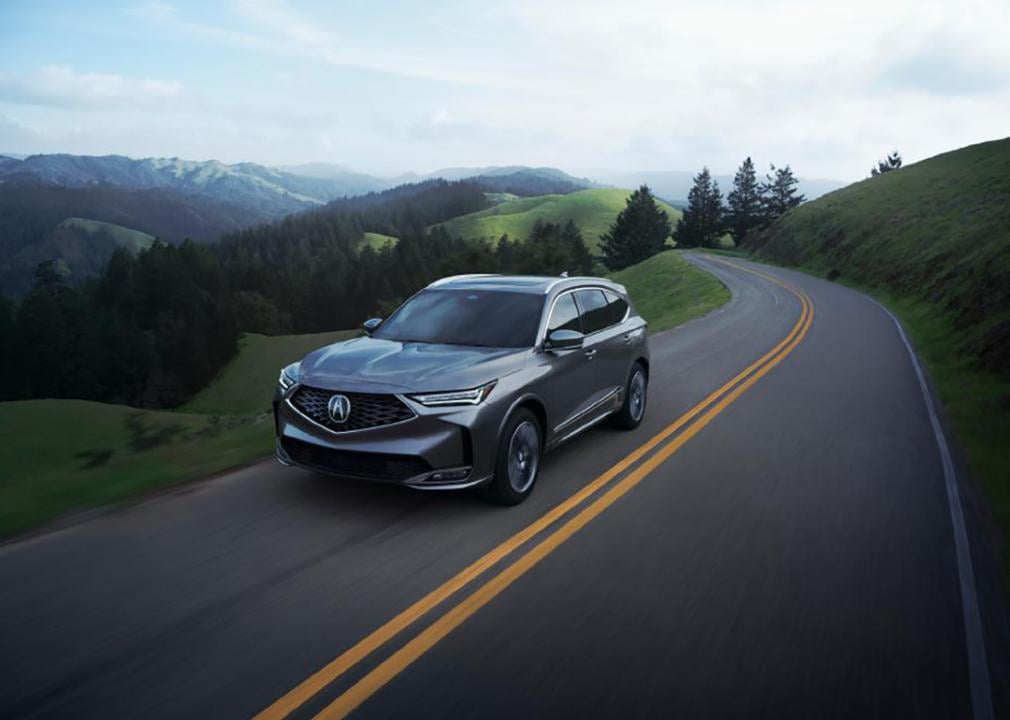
[274,274,650,504]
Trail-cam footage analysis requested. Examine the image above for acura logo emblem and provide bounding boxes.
[327,394,352,423]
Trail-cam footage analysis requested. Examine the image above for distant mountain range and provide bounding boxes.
[0,152,847,297]
[0,154,595,296]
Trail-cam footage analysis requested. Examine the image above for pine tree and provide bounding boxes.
[760,164,805,224]
[494,234,515,273]
[561,220,593,275]
[726,157,761,246]
[600,185,672,270]
[675,168,724,248]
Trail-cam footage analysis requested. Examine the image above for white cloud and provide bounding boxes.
[6,0,1009,179]
[0,65,184,110]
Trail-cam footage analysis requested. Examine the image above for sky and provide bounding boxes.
[0,0,1008,181]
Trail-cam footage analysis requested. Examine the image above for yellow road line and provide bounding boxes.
[315,266,814,719]
[254,260,810,720]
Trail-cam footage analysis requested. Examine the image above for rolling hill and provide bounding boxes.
[437,188,683,251]
[756,137,1010,377]
[182,330,357,415]
[0,182,270,296]
[59,217,155,253]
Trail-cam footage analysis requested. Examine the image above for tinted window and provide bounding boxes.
[604,291,629,324]
[547,293,582,335]
[374,289,544,348]
[575,289,611,334]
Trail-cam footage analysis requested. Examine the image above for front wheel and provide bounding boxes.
[612,363,647,430]
[482,408,542,505]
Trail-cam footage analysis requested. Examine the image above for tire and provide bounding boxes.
[482,408,542,506]
[612,363,647,430]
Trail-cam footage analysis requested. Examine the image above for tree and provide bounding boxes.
[515,220,593,276]
[675,168,724,248]
[871,151,902,176]
[726,157,762,246]
[760,164,805,223]
[600,185,672,270]
[494,234,515,273]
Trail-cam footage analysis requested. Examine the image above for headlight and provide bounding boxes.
[408,381,497,407]
[278,363,300,391]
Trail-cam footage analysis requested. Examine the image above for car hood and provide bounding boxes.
[298,335,528,393]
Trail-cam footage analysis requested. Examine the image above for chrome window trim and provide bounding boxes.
[539,285,630,345]
[602,288,631,324]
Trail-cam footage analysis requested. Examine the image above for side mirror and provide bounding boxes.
[544,329,584,351]
[363,317,383,335]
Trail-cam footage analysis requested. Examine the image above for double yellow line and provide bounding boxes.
[256,257,814,720]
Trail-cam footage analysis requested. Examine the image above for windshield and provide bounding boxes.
[373,289,545,348]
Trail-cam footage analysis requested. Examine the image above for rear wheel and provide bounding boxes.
[482,408,542,505]
[612,363,647,430]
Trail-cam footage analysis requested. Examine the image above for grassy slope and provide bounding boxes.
[183,330,357,415]
[1,252,728,538]
[439,188,683,252]
[755,137,1010,567]
[362,232,398,250]
[612,250,730,334]
[0,400,273,537]
[60,217,156,252]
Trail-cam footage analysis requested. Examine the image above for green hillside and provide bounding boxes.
[183,329,357,415]
[0,399,273,537]
[438,188,683,252]
[612,250,730,334]
[757,138,1010,376]
[755,137,1010,564]
[362,231,398,250]
[59,217,156,253]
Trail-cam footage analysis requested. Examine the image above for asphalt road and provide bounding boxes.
[2,256,1005,719]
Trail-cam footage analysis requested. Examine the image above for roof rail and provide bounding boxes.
[427,273,497,288]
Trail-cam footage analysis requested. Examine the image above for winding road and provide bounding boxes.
[1,256,1005,719]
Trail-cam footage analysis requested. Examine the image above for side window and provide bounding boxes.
[604,291,629,324]
[575,289,611,334]
[547,293,582,335]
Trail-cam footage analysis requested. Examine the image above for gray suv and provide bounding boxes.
[273,274,650,504]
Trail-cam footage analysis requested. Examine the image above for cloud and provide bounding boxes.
[0,65,184,110]
[0,113,44,154]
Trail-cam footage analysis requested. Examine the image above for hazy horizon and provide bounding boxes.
[2,1,1008,182]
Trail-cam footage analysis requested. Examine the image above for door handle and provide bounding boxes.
[623,333,633,344]
[584,348,597,360]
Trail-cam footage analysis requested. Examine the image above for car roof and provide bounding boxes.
[427,274,627,295]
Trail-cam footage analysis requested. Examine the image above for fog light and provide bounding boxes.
[430,468,469,482]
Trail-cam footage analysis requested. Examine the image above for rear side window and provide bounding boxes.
[604,291,629,324]
[547,293,582,335]
[575,289,611,334]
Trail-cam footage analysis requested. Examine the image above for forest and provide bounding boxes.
[0,180,598,408]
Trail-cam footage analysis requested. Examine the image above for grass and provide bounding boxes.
[754,136,1010,570]
[0,251,730,539]
[438,188,683,252]
[0,399,274,538]
[2,328,358,538]
[183,330,357,415]
[611,250,730,334]
[59,217,155,253]
[361,232,398,251]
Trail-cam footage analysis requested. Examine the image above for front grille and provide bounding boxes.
[290,386,414,432]
[282,438,430,482]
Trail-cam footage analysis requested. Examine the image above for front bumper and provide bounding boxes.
[273,387,503,489]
